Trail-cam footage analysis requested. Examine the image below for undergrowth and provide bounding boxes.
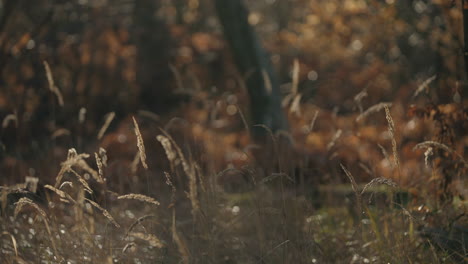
[0,98,466,263]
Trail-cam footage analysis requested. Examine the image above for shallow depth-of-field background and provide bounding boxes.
[0,0,467,263]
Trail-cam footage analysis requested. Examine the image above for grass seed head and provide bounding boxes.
[133,116,148,170]
[117,194,160,206]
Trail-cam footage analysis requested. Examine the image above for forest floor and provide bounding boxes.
[0,98,467,263]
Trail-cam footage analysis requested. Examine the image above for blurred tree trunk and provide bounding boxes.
[133,0,176,114]
[463,0,468,82]
[215,0,288,140]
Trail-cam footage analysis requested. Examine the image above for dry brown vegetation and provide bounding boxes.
[0,0,467,263]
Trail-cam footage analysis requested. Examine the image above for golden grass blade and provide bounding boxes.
[117,194,160,206]
[122,242,136,253]
[361,177,398,195]
[156,135,177,163]
[354,88,368,114]
[95,152,104,182]
[58,181,73,190]
[261,69,272,95]
[327,129,342,151]
[130,152,140,176]
[43,61,64,107]
[289,93,302,117]
[356,102,392,122]
[124,215,158,238]
[340,164,358,195]
[413,75,436,98]
[97,112,115,140]
[308,110,319,133]
[54,148,101,187]
[14,197,47,219]
[129,232,164,248]
[42,214,59,259]
[413,140,468,167]
[44,184,77,204]
[159,129,199,215]
[78,107,87,124]
[84,198,120,228]
[2,114,17,128]
[291,58,300,95]
[340,163,363,232]
[384,105,401,175]
[132,116,148,170]
[2,231,18,257]
[99,147,108,167]
[66,169,93,194]
[51,128,71,139]
[172,209,190,263]
[413,140,453,153]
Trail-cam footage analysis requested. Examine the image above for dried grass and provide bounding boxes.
[164,172,176,205]
[132,116,148,170]
[413,140,453,153]
[289,93,302,117]
[327,129,342,151]
[43,61,64,106]
[78,107,87,124]
[117,194,160,206]
[44,184,77,204]
[1,231,18,257]
[84,198,120,228]
[58,181,73,190]
[95,152,104,182]
[159,129,199,215]
[156,135,177,163]
[236,105,250,136]
[377,143,392,167]
[122,242,136,253]
[124,215,158,238]
[14,197,47,219]
[2,113,17,128]
[129,232,164,248]
[130,152,140,176]
[68,169,93,194]
[361,177,398,194]
[413,75,436,98]
[97,112,115,140]
[356,102,392,121]
[308,110,319,133]
[340,163,362,228]
[291,58,300,95]
[51,128,71,139]
[384,105,400,175]
[54,148,101,188]
[424,147,433,168]
[261,69,273,95]
[413,140,468,167]
[354,88,368,114]
[99,147,108,166]
[172,209,190,263]
[14,197,59,259]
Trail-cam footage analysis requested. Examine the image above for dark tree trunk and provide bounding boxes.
[463,1,468,83]
[215,0,288,140]
[133,0,177,114]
